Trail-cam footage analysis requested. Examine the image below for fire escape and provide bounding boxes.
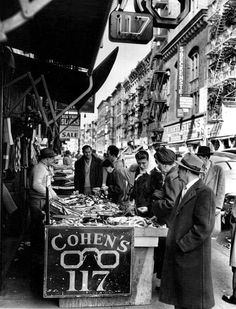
[206,0,236,129]
[148,53,169,142]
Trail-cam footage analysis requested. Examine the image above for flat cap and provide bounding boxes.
[40,148,56,159]
[154,147,176,165]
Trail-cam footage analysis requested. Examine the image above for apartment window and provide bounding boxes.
[189,47,199,81]
[165,69,171,96]
[192,91,199,114]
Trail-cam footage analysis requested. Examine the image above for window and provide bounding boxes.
[165,69,171,96]
[192,92,199,114]
[189,47,199,81]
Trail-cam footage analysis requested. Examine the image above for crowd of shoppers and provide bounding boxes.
[28,143,226,308]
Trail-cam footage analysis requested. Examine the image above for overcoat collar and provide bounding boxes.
[176,178,203,213]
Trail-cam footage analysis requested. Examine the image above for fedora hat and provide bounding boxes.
[40,147,56,159]
[176,152,203,174]
[196,146,213,157]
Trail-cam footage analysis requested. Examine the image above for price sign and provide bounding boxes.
[44,226,133,298]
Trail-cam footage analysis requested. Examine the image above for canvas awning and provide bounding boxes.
[11,47,119,108]
[1,0,114,73]
[1,0,119,115]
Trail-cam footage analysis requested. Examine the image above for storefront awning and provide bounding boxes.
[11,46,119,107]
[1,0,113,73]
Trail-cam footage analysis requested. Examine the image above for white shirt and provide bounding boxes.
[182,177,199,198]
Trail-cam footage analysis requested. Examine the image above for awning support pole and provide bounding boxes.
[4,73,29,88]
[40,75,59,135]
[48,75,93,125]
[27,72,52,134]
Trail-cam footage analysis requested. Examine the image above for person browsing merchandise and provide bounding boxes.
[101,159,126,204]
[159,152,216,309]
[74,145,103,194]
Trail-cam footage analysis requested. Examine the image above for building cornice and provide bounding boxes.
[162,9,208,61]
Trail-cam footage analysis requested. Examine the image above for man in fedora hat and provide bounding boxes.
[196,145,225,233]
[159,152,216,309]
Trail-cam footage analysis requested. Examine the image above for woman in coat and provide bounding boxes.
[159,153,216,309]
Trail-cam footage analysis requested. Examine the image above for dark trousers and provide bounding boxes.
[29,198,46,265]
[232,266,236,297]
[154,237,166,278]
[29,198,46,293]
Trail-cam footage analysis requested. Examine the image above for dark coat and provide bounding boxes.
[159,179,216,309]
[152,165,184,226]
[130,169,152,217]
[74,155,103,193]
[106,169,126,204]
[149,167,163,194]
[203,160,225,210]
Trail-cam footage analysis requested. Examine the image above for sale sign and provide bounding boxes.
[43,226,133,298]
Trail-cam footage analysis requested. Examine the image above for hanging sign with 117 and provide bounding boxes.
[43,226,133,298]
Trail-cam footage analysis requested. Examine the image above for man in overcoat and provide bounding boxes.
[74,145,103,194]
[222,198,236,304]
[159,152,216,309]
[152,147,184,284]
[196,146,225,233]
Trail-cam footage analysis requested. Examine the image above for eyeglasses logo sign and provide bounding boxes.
[44,227,133,298]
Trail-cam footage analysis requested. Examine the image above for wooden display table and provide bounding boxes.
[43,225,167,307]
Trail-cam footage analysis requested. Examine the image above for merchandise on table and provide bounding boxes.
[52,165,74,195]
[49,193,159,228]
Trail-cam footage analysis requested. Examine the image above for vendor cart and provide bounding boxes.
[43,193,167,307]
[44,224,167,307]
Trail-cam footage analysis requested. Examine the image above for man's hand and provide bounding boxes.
[152,189,164,199]
[137,206,148,214]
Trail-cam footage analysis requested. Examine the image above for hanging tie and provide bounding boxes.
[181,186,188,199]
[14,137,21,172]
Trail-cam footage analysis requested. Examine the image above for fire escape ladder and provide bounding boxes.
[212,87,224,119]
[216,2,231,37]
[149,71,167,123]
[214,48,224,77]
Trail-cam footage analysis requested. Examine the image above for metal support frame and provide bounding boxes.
[5,77,41,117]
[27,73,52,130]
[3,71,52,133]
[0,0,53,42]
[40,75,59,135]
[48,75,93,125]
[3,70,93,139]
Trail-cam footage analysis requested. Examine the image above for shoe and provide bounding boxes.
[222,295,236,304]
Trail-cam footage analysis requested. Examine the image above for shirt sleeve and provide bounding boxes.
[31,165,47,196]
